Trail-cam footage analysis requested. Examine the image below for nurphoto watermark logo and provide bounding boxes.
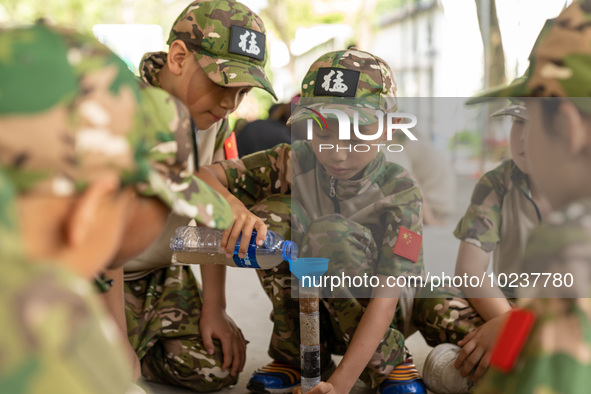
[304,107,418,153]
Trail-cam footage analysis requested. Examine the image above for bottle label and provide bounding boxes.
[233,233,260,268]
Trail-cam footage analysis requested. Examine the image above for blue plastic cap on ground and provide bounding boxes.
[289,258,329,285]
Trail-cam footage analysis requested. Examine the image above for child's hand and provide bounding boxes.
[293,382,336,394]
[221,199,267,258]
[454,312,509,381]
[200,307,246,376]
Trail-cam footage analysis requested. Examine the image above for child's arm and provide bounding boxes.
[196,165,268,257]
[200,264,246,376]
[326,279,400,393]
[455,241,512,321]
[453,243,512,383]
[197,143,292,255]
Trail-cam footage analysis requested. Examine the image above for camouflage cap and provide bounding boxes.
[467,0,591,113]
[168,0,277,100]
[288,47,398,125]
[0,24,232,229]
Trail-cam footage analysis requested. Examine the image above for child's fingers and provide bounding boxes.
[230,334,246,376]
[225,219,245,256]
[457,329,476,347]
[238,221,254,258]
[201,329,215,356]
[221,227,231,250]
[461,345,484,378]
[471,351,492,382]
[220,335,233,372]
[254,219,267,246]
[454,340,476,369]
[304,382,334,394]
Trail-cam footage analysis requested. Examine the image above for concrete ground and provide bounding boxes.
[141,174,477,394]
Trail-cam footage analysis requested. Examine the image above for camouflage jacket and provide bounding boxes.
[454,160,541,278]
[139,51,231,164]
[476,198,591,394]
[0,260,133,393]
[221,141,424,278]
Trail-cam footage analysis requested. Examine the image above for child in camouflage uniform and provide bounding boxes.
[121,0,277,391]
[202,48,427,394]
[0,24,231,393]
[466,1,591,392]
[414,101,551,389]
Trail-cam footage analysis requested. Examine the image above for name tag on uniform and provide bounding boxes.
[313,67,360,97]
[229,25,266,61]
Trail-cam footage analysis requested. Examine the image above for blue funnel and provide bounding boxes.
[289,258,328,287]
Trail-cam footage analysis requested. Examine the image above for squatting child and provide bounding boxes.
[199,48,428,394]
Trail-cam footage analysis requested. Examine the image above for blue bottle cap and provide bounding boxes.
[289,258,328,285]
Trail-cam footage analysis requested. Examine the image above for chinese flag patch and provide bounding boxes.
[392,227,422,263]
[224,131,238,159]
[490,309,536,373]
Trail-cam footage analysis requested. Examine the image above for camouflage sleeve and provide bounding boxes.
[219,143,291,208]
[477,202,591,393]
[376,168,424,278]
[212,119,232,163]
[0,263,132,393]
[519,200,591,299]
[453,163,508,253]
[474,298,591,394]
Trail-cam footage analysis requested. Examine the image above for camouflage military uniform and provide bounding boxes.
[0,23,233,393]
[414,160,541,346]
[469,1,591,392]
[219,48,425,388]
[475,199,591,394]
[220,140,423,388]
[122,1,277,391]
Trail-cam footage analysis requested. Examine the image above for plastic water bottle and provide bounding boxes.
[170,226,298,269]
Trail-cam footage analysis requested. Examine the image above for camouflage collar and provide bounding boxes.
[319,152,386,200]
[139,51,168,88]
[510,160,543,222]
[509,160,531,199]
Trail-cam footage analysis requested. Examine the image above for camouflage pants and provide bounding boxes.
[412,285,484,347]
[124,265,237,392]
[251,195,408,389]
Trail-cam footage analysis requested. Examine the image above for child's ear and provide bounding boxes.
[560,100,590,156]
[167,40,191,76]
[65,175,120,247]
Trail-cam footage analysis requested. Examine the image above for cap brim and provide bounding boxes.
[147,170,233,229]
[465,77,529,105]
[196,53,277,100]
[287,97,397,126]
[491,104,528,120]
[287,103,376,127]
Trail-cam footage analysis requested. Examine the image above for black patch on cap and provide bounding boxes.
[229,25,265,61]
[313,67,359,97]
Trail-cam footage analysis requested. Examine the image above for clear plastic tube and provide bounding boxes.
[300,286,320,392]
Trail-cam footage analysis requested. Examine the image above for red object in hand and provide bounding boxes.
[490,309,536,373]
[392,227,422,263]
[224,131,238,159]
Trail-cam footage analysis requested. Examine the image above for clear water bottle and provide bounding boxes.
[170,226,298,269]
